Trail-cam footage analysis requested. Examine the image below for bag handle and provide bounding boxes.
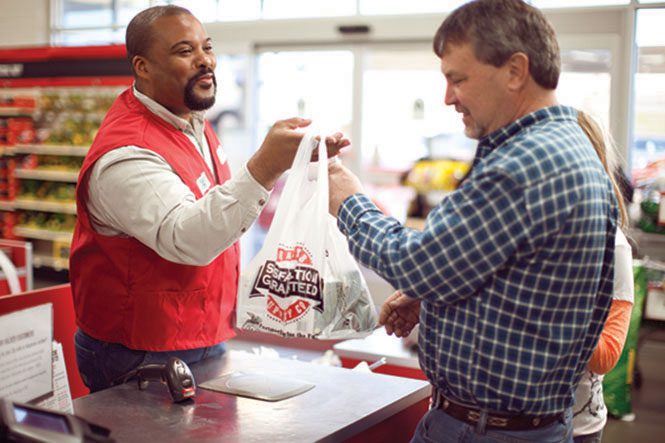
[262,132,326,249]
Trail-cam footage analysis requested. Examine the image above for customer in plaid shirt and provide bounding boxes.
[328,1,618,442]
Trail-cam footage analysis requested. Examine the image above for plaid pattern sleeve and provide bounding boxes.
[336,106,617,415]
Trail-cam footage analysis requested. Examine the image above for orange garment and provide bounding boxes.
[587,299,633,374]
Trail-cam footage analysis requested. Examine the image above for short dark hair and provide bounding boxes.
[125,5,193,75]
[433,0,560,89]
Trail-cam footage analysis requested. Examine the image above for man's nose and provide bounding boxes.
[444,85,455,106]
[196,51,214,70]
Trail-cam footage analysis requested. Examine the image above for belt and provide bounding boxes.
[431,390,564,431]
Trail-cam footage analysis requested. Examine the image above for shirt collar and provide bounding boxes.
[132,84,206,139]
[475,105,578,161]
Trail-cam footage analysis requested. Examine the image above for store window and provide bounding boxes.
[631,8,665,177]
[557,49,612,130]
[166,0,217,22]
[54,29,124,46]
[359,0,466,15]
[361,47,473,170]
[256,50,354,139]
[215,0,261,21]
[262,0,356,18]
[246,49,354,260]
[60,0,114,28]
[53,0,150,45]
[530,0,629,7]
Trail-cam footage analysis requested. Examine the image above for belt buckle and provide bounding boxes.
[467,410,481,423]
[487,416,510,428]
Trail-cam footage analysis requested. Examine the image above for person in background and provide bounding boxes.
[69,5,348,392]
[572,111,634,443]
[328,1,618,441]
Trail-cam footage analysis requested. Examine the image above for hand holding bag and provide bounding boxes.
[236,132,377,339]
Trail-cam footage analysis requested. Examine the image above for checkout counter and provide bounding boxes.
[72,350,430,442]
[334,328,425,380]
[1,283,431,442]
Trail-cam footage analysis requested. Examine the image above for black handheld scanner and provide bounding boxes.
[134,357,196,403]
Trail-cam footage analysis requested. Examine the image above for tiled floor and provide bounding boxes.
[603,338,665,443]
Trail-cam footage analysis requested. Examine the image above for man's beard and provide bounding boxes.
[184,70,216,111]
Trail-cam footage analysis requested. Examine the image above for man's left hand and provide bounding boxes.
[379,290,420,338]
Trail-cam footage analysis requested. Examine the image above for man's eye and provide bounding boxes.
[179,49,192,55]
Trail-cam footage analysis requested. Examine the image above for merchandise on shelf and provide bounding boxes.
[18,179,76,202]
[34,88,120,146]
[0,95,37,146]
[402,159,471,219]
[404,159,470,194]
[0,211,17,239]
[0,44,132,269]
[18,211,76,232]
[36,155,84,171]
[0,156,17,200]
[632,158,665,235]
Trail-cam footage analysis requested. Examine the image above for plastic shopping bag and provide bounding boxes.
[236,133,378,339]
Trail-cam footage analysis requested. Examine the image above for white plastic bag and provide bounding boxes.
[237,133,378,339]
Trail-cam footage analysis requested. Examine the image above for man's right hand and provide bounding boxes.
[379,290,421,338]
[247,117,349,190]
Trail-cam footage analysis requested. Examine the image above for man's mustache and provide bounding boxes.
[187,69,216,87]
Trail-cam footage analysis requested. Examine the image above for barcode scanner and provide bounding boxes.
[128,357,196,403]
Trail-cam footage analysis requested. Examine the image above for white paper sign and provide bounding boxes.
[36,341,74,414]
[0,304,53,402]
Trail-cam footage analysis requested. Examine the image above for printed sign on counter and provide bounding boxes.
[0,303,53,402]
[36,341,74,414]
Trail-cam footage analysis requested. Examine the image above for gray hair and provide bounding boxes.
[433,0,560,89]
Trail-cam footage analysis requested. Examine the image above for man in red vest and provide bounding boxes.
[69,4,348,392]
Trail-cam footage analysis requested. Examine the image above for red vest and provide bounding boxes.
[70,88,239,351]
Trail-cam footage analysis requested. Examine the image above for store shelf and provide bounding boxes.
[13,225,73,242]
[0,200,13,211]
[629,228,665,261]
[14,168,79,182]
[630,228,665,244]
[33,253,69,271]
[0,107,34,117]
[0,146,16,156]
[13,199,76,214]
[14,144,89,157]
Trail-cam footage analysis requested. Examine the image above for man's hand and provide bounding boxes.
[315,133,350,162]
[247,118,350,190]
[328,160,364,216]
[379,290,420,338]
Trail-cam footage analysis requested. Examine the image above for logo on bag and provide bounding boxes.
[249,245,323,323]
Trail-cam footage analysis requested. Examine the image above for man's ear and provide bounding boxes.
[506,52,529,91]
[132,55,150,80]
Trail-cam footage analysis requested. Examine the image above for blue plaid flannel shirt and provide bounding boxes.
[337,106,617,415]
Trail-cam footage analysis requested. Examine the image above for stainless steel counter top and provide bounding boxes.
[73,350,430,443]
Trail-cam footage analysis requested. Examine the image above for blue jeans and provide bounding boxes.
[573,430,603,443]
[411,406,573,443]
[74,329,226,393]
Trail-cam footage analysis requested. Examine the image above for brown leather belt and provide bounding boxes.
[432,390,564,431]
